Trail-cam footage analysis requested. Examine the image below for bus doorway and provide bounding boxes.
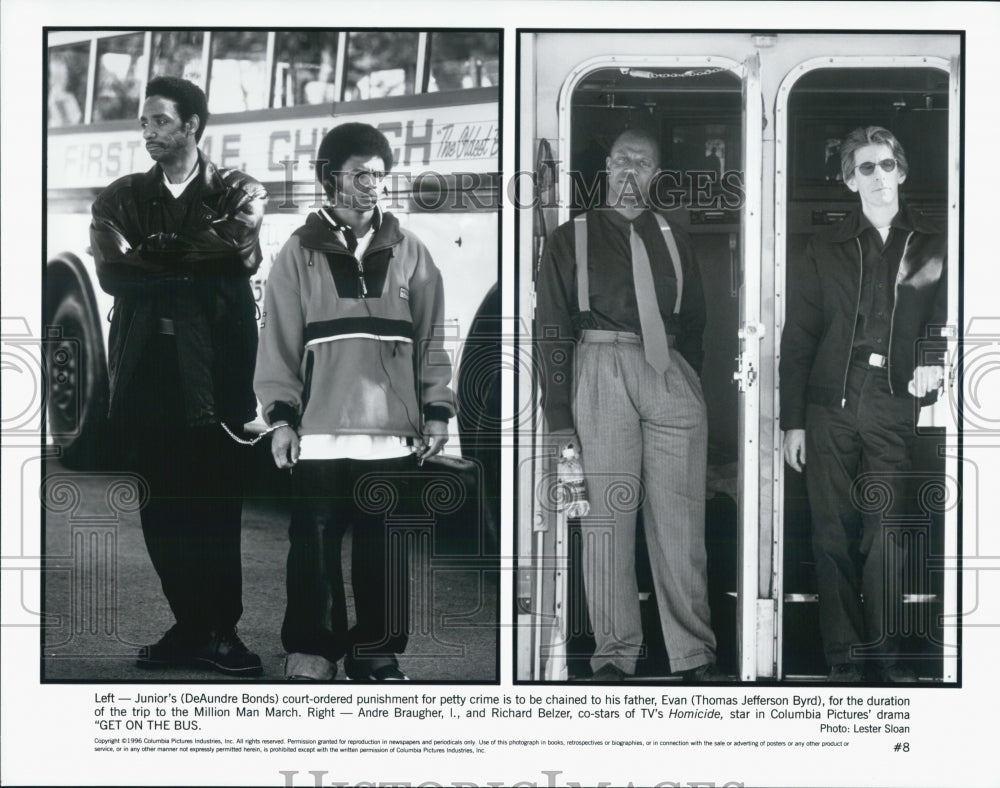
[533,60,758,680]
[776,62,959,682]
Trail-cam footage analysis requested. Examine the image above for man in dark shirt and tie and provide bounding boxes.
[780,126,947,682]
[535,128,721,682]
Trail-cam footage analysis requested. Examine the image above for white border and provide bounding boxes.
[4,2,1000,787]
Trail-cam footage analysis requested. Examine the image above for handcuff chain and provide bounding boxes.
[220,421,286,447]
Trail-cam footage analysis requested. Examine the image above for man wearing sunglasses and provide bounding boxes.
[780,126,947,683]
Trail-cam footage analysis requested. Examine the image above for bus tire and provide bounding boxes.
[456,283,501,555]
[47,289,109,469]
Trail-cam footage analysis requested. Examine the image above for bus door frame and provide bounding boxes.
[517,31,540,681]
[771,54,961,682]
[738,52,765,682]
[533,51,763,680]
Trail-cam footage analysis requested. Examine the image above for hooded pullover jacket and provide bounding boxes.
[254,210,454,440]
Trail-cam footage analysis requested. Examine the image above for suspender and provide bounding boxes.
[573,213,683,314]
[573,215,590,313]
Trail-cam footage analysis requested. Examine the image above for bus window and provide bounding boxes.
[344,31,418,100]
[273,32,340,107]
[45,26,500,478]
[92,33,145,123]
[208,31,268,113]
[427,32,499,92]
[48,43,88,127]
[151,31,204,85]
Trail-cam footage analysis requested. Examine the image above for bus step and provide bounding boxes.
[783,593,938,603]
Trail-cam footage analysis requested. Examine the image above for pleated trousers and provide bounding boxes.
[574,335,715,674]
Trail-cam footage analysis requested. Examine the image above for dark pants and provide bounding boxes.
[805,361,916,667]
[115,334,247,637]
[282,456,416,665]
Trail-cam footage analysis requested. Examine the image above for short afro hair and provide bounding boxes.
[315,122,394,198]
[145,76,210,142]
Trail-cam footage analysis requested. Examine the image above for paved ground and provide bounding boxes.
[40,456,498,683]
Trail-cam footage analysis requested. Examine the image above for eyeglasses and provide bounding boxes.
[854,158,898,176]
[609,154,656,172]
[341,169,386,188]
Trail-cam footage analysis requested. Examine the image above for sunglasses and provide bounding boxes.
[854,158,898,176]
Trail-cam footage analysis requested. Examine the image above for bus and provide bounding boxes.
[517,30,960,682]
[44,28,501,489]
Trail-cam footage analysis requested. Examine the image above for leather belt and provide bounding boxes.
[580,329,675,348]
[852,348,886,368]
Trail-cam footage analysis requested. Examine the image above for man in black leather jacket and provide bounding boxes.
[779,126,947,683]
[91,76,266,676]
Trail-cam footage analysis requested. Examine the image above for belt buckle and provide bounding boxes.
[868,352,886,368]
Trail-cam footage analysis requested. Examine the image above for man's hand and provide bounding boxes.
[141,232,180,259]
[551,429,582,458]
[271,424,300,469]
[908,365,945,398]
[416,420,448,463]
[783,429,807,473]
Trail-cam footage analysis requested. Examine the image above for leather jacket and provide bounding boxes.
[91,154,267,425]
[779,202,947,431]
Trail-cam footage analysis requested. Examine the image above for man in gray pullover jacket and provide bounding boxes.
[254,123,454,681]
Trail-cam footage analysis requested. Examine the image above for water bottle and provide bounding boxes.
[557,444,590,518]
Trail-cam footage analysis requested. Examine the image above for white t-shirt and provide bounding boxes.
[162,165,198,198]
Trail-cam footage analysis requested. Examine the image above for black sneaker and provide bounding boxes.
[345,656,407,681]
[827,663,863,683]
[588,663,627,682]
[679,662,728,682]
[191,629,263,677]
[136,624,198,669]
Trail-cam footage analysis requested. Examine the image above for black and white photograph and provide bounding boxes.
[518,30,960,685]
[39,26,501,683]
[3,3,1000,788]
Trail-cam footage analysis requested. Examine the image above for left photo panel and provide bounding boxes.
[42,27,501,683]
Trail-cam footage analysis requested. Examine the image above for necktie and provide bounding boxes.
[630,223,671,374]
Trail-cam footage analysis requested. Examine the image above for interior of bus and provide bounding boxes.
[47,30,500,126]
[559,65,745,677]
[550,62,950,680]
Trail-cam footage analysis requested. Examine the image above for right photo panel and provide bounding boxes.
[516,30,961,685]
